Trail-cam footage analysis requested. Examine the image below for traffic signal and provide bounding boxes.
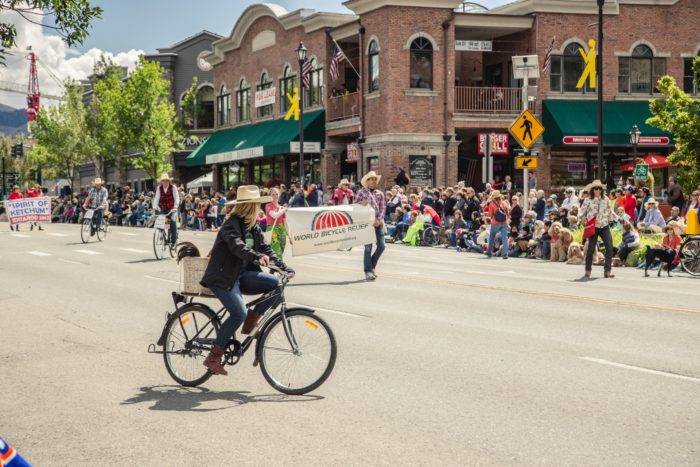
[10,143,23,158]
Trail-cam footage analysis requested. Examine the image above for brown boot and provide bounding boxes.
[203,346,228,376]
[604,271,615,278]
[241,311,261,334]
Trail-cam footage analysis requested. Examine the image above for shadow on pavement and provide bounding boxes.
[570,276,599,282]
[122,385,323,412]
[287,279,366,287]
[125,258,164,264]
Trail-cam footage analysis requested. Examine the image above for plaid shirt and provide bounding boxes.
[86,187,109,209]
[356,187,386,221]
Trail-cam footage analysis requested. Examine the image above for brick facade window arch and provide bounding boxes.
[305,57,324,107]
[368,39,379,92]
[682,50,699,95]
[217,84,231,126]
[549,41,589,93]
[257,71,273,118]
[280,65,297,114]
[409,37,433,89]
[618,44,666,94]
[195,84,215,129]
[236,78,251,122]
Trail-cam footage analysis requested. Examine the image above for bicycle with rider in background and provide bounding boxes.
[83,177,109,237]
[152,173,179,248]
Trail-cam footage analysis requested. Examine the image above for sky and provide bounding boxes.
[0,0,509,108]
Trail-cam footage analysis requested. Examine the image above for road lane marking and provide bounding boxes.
[289,302,370,318]
[579,357,700,383]
[121,248,150,253]
[27,250,51,257]
[11,233,30,238]
[144,275,178,284]
[117,232,139,236]
[292,262,700,315]
[58,258,83,265]
[73,249,101,255]
[47,233,69,237]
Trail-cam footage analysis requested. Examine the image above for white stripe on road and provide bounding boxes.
[27,250,51,257]
[579,357,700,383]
[47,233,69,237]
[73,249,101,255]
[289,302,369,318]
[117,232,139,236]
[121,248,150,254]
[58,258,83,265]
[11,233,30,238]
[144,275,178,284]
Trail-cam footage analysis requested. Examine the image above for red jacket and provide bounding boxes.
[332,187,353,205]
[8,191,22,200]
[27,188,42,198]
[622,194,637,219]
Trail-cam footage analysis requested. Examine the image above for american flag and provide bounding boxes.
[301,58,314,89]
[542,37,555,74]
[329,40,347,81]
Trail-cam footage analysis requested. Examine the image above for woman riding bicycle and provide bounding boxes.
[200,185,294,376]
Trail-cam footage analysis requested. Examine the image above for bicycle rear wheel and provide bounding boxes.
[680,237,700,276]
[258,309,337,395]
[80,220,92,243]
[163,305,220,387]
[153,229,166,260]
[422,228,438,247]
[97,223,108,242]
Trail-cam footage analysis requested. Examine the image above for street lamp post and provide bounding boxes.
[629,124,641,161]
[596,0,605,181]
[296,42,307,186]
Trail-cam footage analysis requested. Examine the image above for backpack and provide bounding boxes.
[493,202,507,223]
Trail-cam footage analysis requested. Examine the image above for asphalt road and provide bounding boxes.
[1,222,698,466]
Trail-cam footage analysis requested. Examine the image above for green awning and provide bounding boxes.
[542,100,672,146]
[185,110,325,167]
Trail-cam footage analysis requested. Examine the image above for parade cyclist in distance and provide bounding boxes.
[200,185,295,376]
[356,171,386,281]
[83,177,109,236]
[152,173,180,247]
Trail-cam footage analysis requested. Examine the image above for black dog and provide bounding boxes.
[644,245,675,277]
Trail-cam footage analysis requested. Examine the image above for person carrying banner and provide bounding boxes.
[356,171,386,281]
[152,173,180,247]
[83,177,109,236]
[200,185,294,376]
[7,185,22,231]
[27,183,44,231]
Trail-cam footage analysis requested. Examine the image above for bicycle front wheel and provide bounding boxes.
[163,305,220,387]
[153,229,166,260]
[680,237,700,276]
[80,220,92,243]
[97,223,108,242]
[258,309,337,395]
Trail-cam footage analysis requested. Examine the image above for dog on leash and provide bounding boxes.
[643,245,675,277]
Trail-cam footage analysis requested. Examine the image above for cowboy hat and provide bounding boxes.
[490,190,503,199]
[159,173,171,182]
[225,185,272,206]
[361,171,381,187]
[586,179,605,191]
[646,198,659,206]
[93,177,103,185]
[339,178,350,186]
[665,220,683,235]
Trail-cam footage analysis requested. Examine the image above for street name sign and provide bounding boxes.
[509,109,544,149]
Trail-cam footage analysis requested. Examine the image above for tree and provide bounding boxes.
[31,83,92,191]
[180,76,198,130]
[0,0,102,66]
[122,57,182,182]
[647,57,700,194]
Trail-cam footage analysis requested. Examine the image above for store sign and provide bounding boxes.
[455,40,492,51]
[290,141,321,153]
[563,136,598,145]
[255,87,276,108]
[477,133,509,156]
[567,161,587,173]
[410,156,434,186]
[206,146,264,164]
[639,136,670,145]
[181,136,208,148]
[634,164,649,180]
[563,135,670,146]
[346,142,359,163]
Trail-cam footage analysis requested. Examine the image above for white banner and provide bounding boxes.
[5,196,51,225]
[255,87,276,108]
[285,205,376,257]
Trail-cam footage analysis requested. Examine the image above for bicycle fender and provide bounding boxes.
[156,302,217,347]
[253,307,316,360]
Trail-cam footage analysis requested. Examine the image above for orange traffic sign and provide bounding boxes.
[509,109,544,149]
[515,156,538,170]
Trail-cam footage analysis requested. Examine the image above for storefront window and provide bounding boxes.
[618,45,666,94]
[550,155,589,188]
[550,42,589,93]
[280,66,297,115]
[368,40,379,92]
[683,55,699,94]
[257,72,273,118]
[236,78,250,122]
[409,37,433,89]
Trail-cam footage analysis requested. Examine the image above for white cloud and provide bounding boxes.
[0,9,142,108]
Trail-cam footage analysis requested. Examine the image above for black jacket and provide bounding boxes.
[200,214,289,291]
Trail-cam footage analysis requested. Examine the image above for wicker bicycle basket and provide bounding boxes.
[179,256,214,297]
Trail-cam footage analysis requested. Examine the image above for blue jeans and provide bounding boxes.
[210,271,280,348]
[364,225,386,273]
[487,223,509,258]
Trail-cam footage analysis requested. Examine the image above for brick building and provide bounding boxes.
[187,0,699,194]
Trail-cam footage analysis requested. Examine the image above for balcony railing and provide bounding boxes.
[454,86,523,114]
[327,91,360,122]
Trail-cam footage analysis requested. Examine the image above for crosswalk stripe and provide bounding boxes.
[73,249,101,255]
[27,250,51,257]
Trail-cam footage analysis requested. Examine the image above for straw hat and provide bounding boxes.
[665,220,683,235]
[93,177,103,185]
[586,179,605,191]
[646,198,659,207]
[225,185,272,206]
[361,171,381,187]
[491,190,503,199]
[159,173,171,182]
[339,178,350,186]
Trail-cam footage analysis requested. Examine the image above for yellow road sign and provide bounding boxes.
[509,109,544,149]
[515,156,538,170]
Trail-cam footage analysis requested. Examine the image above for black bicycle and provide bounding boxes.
[679,234,700,276]
[80,208,109,243]
[153,211,176,260]
[149,265,337,395]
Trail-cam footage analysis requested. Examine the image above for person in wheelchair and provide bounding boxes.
[200,186,295,376]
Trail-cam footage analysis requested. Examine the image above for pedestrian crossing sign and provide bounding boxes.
[509,109,544,150]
